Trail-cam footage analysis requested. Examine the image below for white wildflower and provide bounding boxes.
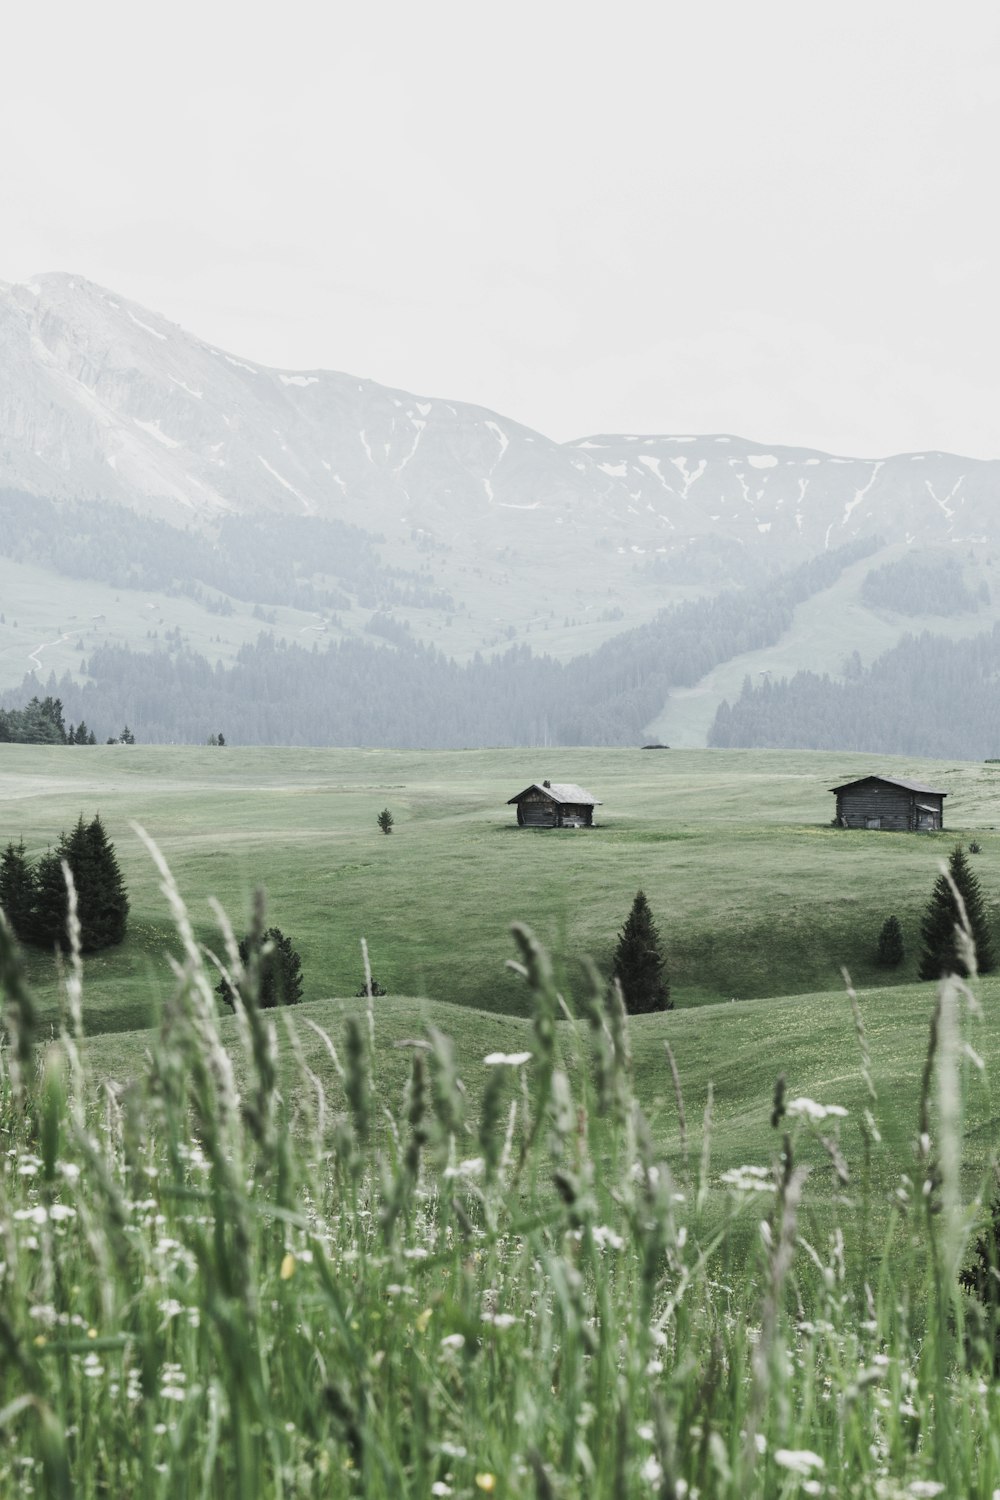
[440,1333,465,1351]
[592,1225,625,1251]
[774,1449,824,1475]
[13,1206,48,1225]
[786,1097,848,1122]
[48,1204,76,1222]
[640,1454,664,1485]
[907,1485,945,1498]
[720,1166,775,1193]
[483,1052,532,1066]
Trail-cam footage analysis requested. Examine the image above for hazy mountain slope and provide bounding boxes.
[645,542,1000,747]
[567,433,1000,560]
[3,273,999,573]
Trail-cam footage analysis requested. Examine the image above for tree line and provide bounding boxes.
[0,489,453,615]
[708,624,1000,759]
[1,537,876,748]
[860,551,988,617]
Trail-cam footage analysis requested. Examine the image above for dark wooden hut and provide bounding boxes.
[830,774,946,831]
[507,780,600,828]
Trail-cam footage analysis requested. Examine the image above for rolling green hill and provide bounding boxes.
[3,742,997,1031]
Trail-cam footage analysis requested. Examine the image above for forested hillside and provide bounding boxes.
[709,623,1000,758]
[0,490,451,613]
[3,539,876,746]
[860,551,987,616]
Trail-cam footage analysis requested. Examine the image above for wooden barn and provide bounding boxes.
[830,774,947,832]
[507,780,600,828]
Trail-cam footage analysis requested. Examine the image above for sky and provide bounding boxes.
[3,0,999,457]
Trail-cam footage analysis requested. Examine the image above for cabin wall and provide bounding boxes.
[836,782,946,831]
[837,787,913,830]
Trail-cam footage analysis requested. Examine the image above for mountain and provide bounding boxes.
[3,273,999,568]
[1,271,1000,750]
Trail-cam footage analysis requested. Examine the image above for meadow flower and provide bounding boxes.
[774,1449,824,1475]
[440,1333,465,1351]
[475,1476,496,1493]
[786,1098,848,1122]
[14,1206,48,1225]
[640,1454,664,1485]
[483,1051,532,1066]
[720,1166,775,1193]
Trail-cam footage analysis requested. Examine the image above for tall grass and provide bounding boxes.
[1,842,1000,1496]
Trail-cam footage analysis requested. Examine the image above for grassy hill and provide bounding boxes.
[4,743,998,1032]
[6,743,1000,1494]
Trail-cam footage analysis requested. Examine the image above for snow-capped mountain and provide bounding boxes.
[2,272,998,571]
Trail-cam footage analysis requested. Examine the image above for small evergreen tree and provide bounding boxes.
[217,927,304,1009]
[612,889,671,1013]
[356,977,387,997]
[918,844,996,979]
[26,815,129,952]
[377,808,394,835]
[0,839,36,940]
[876,914,905,968]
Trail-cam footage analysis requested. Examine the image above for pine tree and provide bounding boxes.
[875,915,905,968]
[217,927,304,1009]
[25,815,129,952]
[612,889,671,1013]
[0,839,36,940]
[918,844,996,980]
[377,808,394,835]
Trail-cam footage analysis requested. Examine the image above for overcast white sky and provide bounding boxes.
[3,1,999,456]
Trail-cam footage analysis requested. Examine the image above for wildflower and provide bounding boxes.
[416,1308,433,1334]
[907,1485,945,1498]
[774,1449,824,1475]
[439,1443,467,1458]
[483,1052,531,1066]
[482,1313,518,1330]
[786,1098,848,1122]
[640,1454,664,1485]
[13,1207,48,1225]
[432,1486,453,1497]
[475,1476,496,1493]
[444,1157,486,1179]
[592,1225,625,1251]
[48,1204,76,1222]
[720,1166,775,1194]
[280,1253,296,1281]
[440,1333,465,1351]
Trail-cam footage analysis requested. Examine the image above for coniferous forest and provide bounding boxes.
[0,538,876,747]
[709,624,1000,759]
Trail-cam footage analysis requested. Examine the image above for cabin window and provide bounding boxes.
[866,817,881,830]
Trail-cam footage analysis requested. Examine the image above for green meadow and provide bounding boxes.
[5,740,1000,1199]
[3,741,999,1020]
[5,742,1000,1495]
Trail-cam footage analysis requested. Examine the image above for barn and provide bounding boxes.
[507,780,600,828]
[830,774,947,831]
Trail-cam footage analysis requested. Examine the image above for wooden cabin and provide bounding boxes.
[507,780,600,828]
[830,774,946,831]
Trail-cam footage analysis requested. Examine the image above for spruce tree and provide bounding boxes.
[217,927,304,1009]
[0,839,36,940]
[612,889,671,1013]
[876,915,905,968]
[25,815,129,952]
[918,844,996,980]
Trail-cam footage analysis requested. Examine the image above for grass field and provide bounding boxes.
[5,743,1000,1494]
[2,742,998,1029]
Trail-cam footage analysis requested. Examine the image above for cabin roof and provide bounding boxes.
[507,782,601,806]
[829,774,947,797]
